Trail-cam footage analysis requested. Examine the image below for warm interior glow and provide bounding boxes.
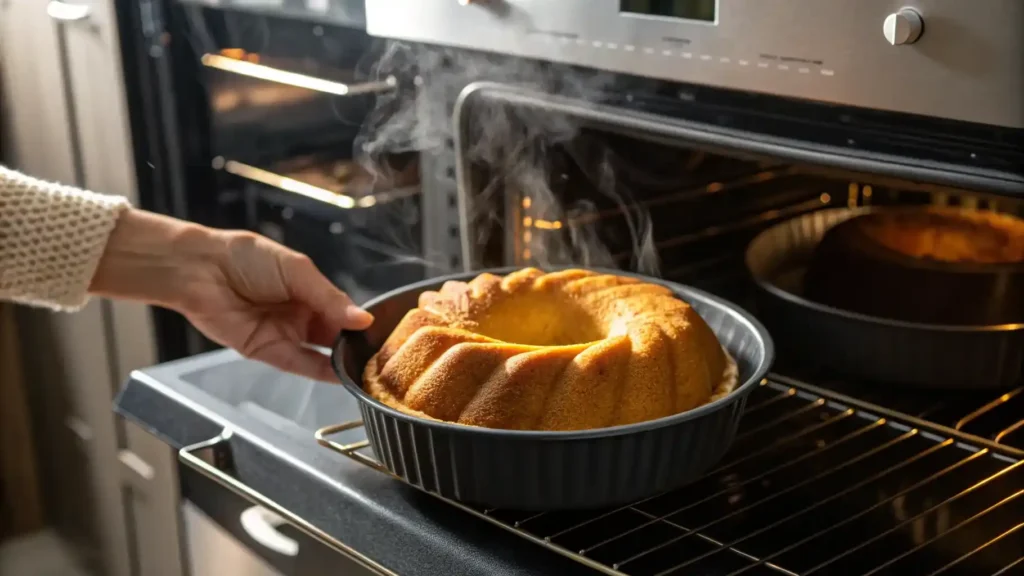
[223,161,357,209]
[534,219,563,230]
[201,53,397,96]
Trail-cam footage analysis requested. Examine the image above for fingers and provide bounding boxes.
[250,339,339,383]
[285,255,374,335]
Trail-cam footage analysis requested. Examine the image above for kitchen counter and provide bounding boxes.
[115,349,596,576]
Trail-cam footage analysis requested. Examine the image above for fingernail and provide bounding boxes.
[346,306,374,326]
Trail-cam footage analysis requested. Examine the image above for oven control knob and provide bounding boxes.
[883,8,924,45]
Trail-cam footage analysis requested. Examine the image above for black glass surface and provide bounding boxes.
[621,0,717,22]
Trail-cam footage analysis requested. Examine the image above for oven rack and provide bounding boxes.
[316,377,1024,576]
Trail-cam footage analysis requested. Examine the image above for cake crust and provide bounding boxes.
[363,268,736,431]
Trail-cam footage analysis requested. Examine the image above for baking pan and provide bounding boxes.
[327,268,774,510]
[746,208,1024,390]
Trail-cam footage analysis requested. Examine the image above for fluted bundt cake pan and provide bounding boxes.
[327,268,773,510]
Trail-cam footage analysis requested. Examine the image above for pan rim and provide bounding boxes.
[331,266,774,440]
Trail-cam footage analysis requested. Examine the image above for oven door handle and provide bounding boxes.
[239,505,299,557]
[179,430,396,575]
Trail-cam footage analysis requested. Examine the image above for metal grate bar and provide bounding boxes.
[989,555,1024,576]
[625,507,799,576]
[655,438,956,575]
[738,386,797,413]
[513,512,547,528]
[926,522,1024,576]
[545,405,855,543]
[730,399,827,442]
[996,420,1024,444]
[802,460,1024,574]
[955,390,1023,431]
[578,416,884,554]
[613,428,917,569]
[722,446,992,576]
[614,198,825,258]
[703,408,854,476]
[567,168,799,225]
[859,489,1024,576]
[315,379,1023,576]
[771,374,1024,458]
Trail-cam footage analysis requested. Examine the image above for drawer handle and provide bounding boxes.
[178,430,396,575]
[65,416,94,442]
[240,506,299,557]
[119,450,155,483]
[46,1,91,22]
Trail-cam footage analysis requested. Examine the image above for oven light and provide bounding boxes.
[533,219,563,230]
[201,54,397,96]
[820,193,831,204]
[219,48,257,63]
[223,160,357,209]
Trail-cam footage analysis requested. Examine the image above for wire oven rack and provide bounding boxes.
[316,378,1024,576]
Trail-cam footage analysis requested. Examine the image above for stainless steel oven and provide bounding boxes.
[116,1,1024,575]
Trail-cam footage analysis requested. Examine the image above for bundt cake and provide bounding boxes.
[805,208,1024,325]
[846,207,1024,264]
[363,268,738,431]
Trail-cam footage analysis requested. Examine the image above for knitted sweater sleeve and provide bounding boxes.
[0,165,131,311]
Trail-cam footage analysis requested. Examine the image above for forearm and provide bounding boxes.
[88,208,223,310]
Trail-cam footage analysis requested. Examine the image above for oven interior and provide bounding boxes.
[455,91,1024,445]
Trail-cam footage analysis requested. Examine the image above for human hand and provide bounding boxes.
[90,209,372,381]
[178,230,373,381]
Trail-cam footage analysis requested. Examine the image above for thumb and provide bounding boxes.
[285,255,373,332]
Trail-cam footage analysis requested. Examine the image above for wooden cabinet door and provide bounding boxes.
[2,1,171,576]
[0,0,77,182]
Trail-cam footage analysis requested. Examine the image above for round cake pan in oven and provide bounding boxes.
[327,268,774,511]
[745,208,1024,390]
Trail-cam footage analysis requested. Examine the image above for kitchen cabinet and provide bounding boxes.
[0,1,177,575]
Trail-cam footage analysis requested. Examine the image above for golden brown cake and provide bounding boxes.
[805,208,1024,325]
[363,268,738,431]
[854,208,1024,264]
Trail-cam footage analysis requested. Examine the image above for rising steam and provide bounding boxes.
[355,41,661,277]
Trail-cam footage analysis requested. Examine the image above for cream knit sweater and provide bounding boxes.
[0,165,130,311]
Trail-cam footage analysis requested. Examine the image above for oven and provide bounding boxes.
[118,0,432,361]
[115,1,1024,575]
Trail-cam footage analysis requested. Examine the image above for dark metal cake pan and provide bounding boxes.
[324,268,774,510]
[746,208,1024,390]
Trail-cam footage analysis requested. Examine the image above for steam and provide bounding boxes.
[355,42,661,277]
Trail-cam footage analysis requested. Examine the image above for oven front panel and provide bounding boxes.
[366,0,1024,129]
